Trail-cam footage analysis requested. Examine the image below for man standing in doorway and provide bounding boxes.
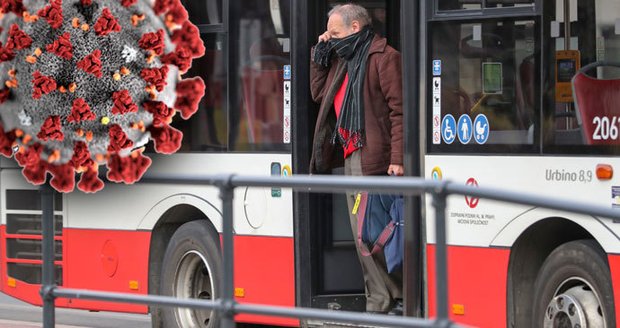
[309,3,404,314]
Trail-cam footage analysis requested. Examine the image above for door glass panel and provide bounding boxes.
[230,0,291,151]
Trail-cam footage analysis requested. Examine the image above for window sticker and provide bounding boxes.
[482,62,503,95]
[432,77,442,144]
[433,59,442,76]
[441,114,456,144]
[473,114,490,144]
[457,114,473,144]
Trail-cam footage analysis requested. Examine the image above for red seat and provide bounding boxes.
[572,62,620,145]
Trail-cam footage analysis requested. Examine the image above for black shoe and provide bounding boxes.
[387,300,403,316]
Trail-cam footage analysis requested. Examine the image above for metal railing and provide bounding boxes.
[37,174,620,327]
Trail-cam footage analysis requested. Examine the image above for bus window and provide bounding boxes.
[545,0,620,154]
[428,19,539,153]
[230,0,291,151]
[181,0,222,25]
[437,0,535,12]
[173,34,228,152]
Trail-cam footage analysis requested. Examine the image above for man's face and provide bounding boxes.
[327,13,357,39]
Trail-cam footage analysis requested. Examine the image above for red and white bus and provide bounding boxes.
[2,0,620,328]
[424,0,620,327]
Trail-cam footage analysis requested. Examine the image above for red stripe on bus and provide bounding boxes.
[427,244,509,328]
[62,228,151,313]
[5,259,63,265]
[0,224,70,307]
[1,225,297,326]
[607,254,620,327]
[233,234,298,327]
[4,234,63,240]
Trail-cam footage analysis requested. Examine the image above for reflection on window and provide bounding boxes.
[438,0,482,11]
[181,0,222,25]
[230,0,291,151]
[437,0,534,11]
[429,20,538,151]
[329,1,388,37]
[173,34,227,152]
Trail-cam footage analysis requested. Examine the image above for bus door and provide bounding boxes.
[294,0,401,314]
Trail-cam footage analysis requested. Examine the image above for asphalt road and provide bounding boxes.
[0,293,151,328]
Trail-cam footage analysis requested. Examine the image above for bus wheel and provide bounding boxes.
[532,240,615,328]
[159,220,222,328]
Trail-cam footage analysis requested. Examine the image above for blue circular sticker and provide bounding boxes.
[441,115,456,144]
[457,114,473,144]
[473,114,490,144]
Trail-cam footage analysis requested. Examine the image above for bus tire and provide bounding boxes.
[157,220,222,328]
[532,239,615,328]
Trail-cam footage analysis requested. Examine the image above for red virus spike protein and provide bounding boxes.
[0,0,206,193]
[67,98,96,123]
[0,42,16,62]
[46,32,73,59]
[7,24,32,50]
[32,72,57,99]
[77,49,103,78]
[38,0,64,29]
[0,0,25,16]
[93,8,122,36]
[139,29,165,55]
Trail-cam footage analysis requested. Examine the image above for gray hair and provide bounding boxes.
[328,3,371,28]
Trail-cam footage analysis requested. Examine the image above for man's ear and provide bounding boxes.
[351,20,361,33]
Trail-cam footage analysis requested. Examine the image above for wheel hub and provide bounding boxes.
[544,285,604,328]
[174,250,215,327]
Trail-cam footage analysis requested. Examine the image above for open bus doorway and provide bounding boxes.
[298,0,402,315]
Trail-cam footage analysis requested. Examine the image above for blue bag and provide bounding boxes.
[357,193,404,273]
[385,197,404,273]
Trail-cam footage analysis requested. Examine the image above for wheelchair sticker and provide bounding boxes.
[441,114,456,144]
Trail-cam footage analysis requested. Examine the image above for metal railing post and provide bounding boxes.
[40,183,56,327]
[219,176,236,328]
[432,184,449,324]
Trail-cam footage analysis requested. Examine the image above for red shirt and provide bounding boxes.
[334,74,359,158]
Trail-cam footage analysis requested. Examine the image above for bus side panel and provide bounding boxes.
[63,228,150,313]
[427,244,510,327]
[608,254,620,327]
[0,225,4,295]
[234,235,297,327]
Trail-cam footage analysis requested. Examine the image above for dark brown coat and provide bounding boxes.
[309,35,403,175]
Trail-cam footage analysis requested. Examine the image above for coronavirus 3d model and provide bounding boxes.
[0,0,205,193]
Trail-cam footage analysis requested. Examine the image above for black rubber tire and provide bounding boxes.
[532,239,616,328]
[156,220,222,328]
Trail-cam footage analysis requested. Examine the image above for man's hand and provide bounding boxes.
[387,164,404,176]
[318,31,331,43]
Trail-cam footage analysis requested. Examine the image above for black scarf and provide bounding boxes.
[313,26,374,150]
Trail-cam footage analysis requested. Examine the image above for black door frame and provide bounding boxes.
[292,0,422,316]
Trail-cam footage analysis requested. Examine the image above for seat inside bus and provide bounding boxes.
[572,62,620,145]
